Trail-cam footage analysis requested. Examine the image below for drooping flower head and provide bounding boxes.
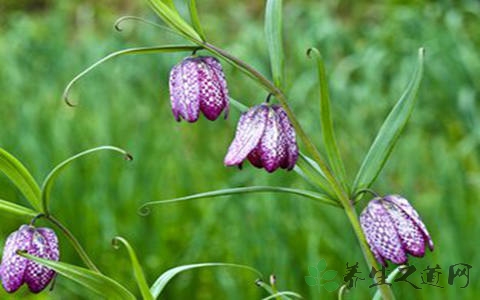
[360,195,434,266]
[169,55,229,122]
[224,104,298,172]
[0,225,59,293]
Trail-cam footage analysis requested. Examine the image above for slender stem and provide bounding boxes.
[46,215,101,273]
[343,201,395,300]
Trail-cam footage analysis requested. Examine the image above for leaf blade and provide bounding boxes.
[113,237,153,300]
[150,263,262,298]
[0,148,41,211]
[19,252,136,299]
[353,48,425,191]
[265,0,284,89]
[307,48,347,190]
[188,0,206,41]
[0,199,37,217]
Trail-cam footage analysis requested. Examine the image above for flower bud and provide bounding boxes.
[360,195,434,266]
[169,56,229,122]
[224,104,298,172]
[0,225,59,293]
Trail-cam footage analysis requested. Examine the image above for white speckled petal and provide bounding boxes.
[0,225,32,293]
[224,105,268,166]
[384,195,434,251]
[360,199,407,265]
[257,107,286,172]
[169,58,201,122]
[200,57,229,120]
[272,105,298,170]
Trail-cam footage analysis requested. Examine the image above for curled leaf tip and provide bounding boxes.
[124,153,134,161]
[137,205,151,216]
[255,278,263,286]
[64,94,77,107]
[111,236,122,250]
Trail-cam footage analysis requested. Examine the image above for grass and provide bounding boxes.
[0,0,479,299]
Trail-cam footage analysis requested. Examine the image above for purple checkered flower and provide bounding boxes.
[224,104,298,172]
[360,195,434,266]
[0,225,59,293]
[169,56,229,122]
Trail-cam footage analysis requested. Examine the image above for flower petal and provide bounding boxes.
[0,225,32,293]
[272,105,298,170]
[257,107,286,172]
[384,195,434,251]
[199,57,229,120]
[24,229,58,293]
[360,199,407,265]
[169,58,201,122]
[224,105,268,166]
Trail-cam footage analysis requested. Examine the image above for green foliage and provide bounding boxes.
[0,1,478,299]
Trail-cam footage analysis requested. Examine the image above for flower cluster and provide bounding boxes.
[360,195,434,266]
[0,225,59,293]
[169,56,299,172]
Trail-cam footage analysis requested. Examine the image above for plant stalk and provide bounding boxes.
[46,215,101,273]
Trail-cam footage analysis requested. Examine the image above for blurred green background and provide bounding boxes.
[0,0,479,299]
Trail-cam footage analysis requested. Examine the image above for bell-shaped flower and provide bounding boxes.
[169,56,229,122]
[360,195,434,266]
[224,104,298,172]
[0,225,59,293]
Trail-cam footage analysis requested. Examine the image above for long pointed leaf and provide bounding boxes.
[307,48,347,189]
[0,148,41,211]
[41,146,132,212]
[353,48,425,191]
[150,263,262,298]
[188,0,206,41]
[19,252,135,299]
[112,237,153,300]
[0,198,37,217]
[138,186,339,215]
[265,0,284,88]
[63,45,200,106]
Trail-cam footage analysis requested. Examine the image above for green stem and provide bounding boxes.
[198,41,394,299]
[343,200,395,300]
[46,215,101,273]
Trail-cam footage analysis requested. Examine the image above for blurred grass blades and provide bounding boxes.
[256,279,302,300]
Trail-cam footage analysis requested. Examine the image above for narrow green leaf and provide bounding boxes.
[0,148,41,211]
[307,48,347,188]
[150,263,262,298]
[0,199,37,217]
[265,0,284,89]
[262,291,303,300]
[41,146,132,213]
[317,259,326,273]
[304,276,317,286]
[295,153,334,196]
[321,270,337,281]
[147,0,202,42]
[138,186,339,215]
[188,0,206,41]
[323,281,339,292]
[308,266,318,277]
[112,237,153,300]
[113,16,179,35]
[353,48,425,191]
[62,45,201,106]
[19,252,135,299]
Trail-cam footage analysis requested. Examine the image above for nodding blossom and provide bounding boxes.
[360,195,434,266]
[169,56,229,122]
[224,104,298,172]
[0,225,59,293]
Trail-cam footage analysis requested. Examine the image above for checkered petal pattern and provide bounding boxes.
[169,56,229,122]
[0,225,59,293]
[225,104,298,172]
[360,196,433,266]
